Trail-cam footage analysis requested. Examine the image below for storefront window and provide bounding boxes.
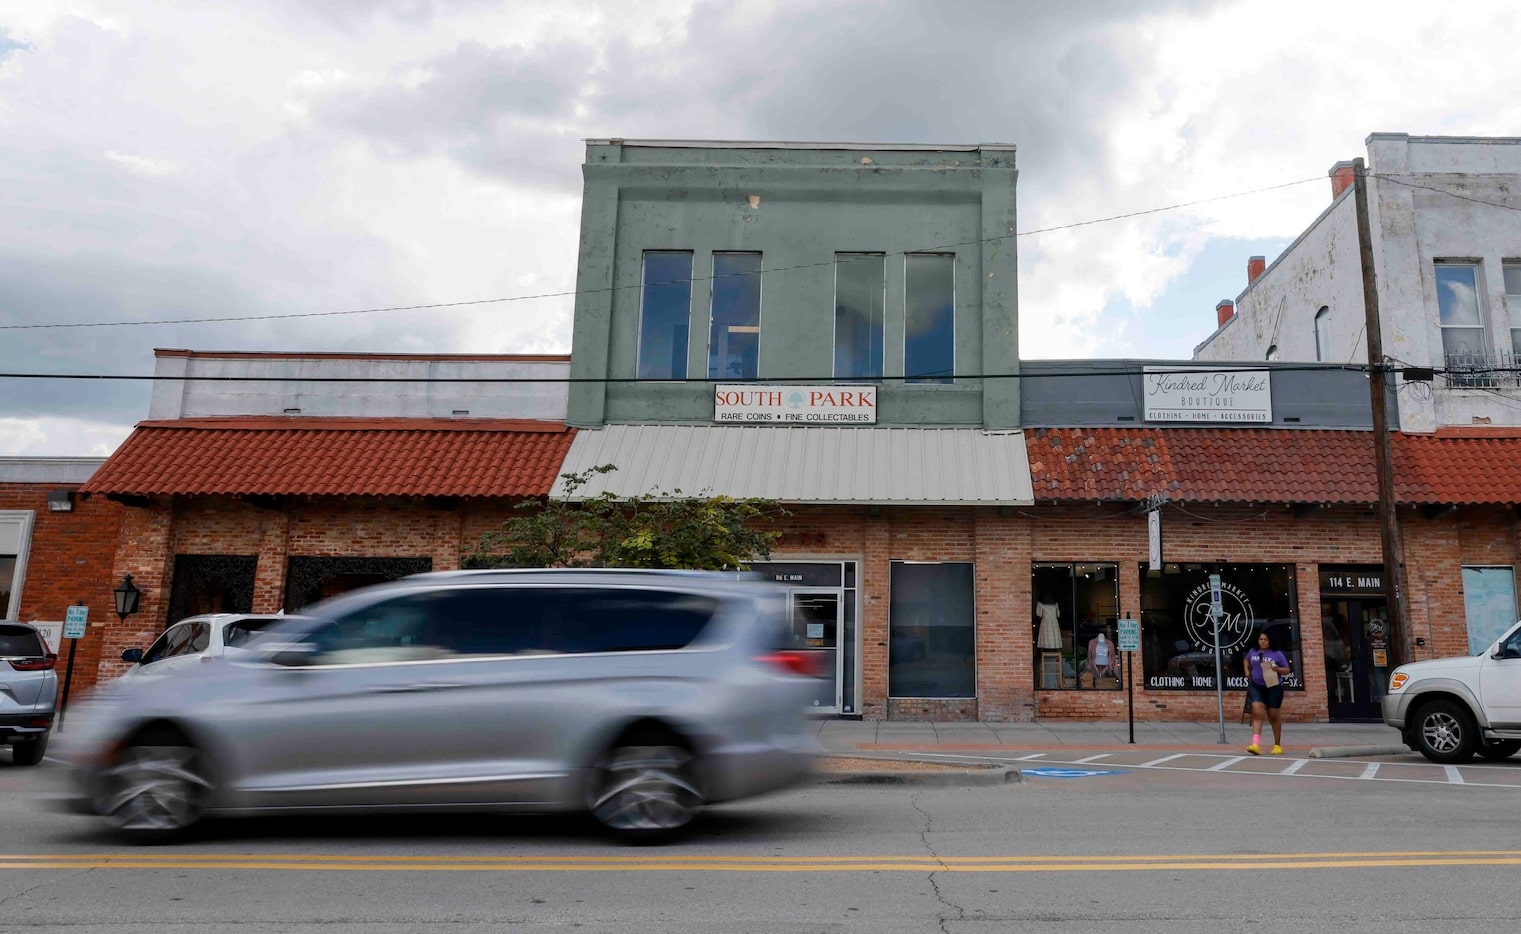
[889,561,974,698]
[1140,563,1302,691]
[1032,563,1121,690]
[1461,566,1517,655]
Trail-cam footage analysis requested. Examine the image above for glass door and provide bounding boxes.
[1322,599,1386,721]
[790,590,840,711]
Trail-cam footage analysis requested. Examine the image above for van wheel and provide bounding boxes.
[10,735,48,767]
[1476,739,1521,761]
[1414,700,1478,764]
[589,729,703,844]
[95,727,211,844]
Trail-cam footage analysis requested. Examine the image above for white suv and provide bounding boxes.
[1383,621,1521,763]
[118,614,299,682]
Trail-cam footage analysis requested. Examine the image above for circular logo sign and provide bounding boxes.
[1183,580,1256,654]
[786,390,806,409]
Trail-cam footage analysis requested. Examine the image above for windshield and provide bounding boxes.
[224,617,287,648]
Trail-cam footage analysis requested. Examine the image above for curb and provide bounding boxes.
[1308,744,1411,759]
[815,755,1021,787]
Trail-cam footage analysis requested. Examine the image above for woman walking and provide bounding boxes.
[1245,631,1291,755]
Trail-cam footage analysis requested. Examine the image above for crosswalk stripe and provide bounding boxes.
[1281,758,1309,775]
[1445,766,1465,784]
[1073,754,1112,764]
[1360,763,1380,779]
[1207,756,1247,771]
[1140,753,1186,767]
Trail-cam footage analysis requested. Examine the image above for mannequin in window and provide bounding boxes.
[1035,594,1063,651]
[1088,630,1120,679]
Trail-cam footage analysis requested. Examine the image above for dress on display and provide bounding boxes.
[1035,601,1063,650]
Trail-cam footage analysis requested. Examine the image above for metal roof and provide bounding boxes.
[0,457,107,484]
[555,426,1033,505]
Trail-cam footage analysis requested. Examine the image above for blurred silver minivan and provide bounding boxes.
[58,570,818,842]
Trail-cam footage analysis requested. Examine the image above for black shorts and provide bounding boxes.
[1247,683,1284,709]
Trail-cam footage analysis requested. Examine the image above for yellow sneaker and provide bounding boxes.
[1271,745,1283,755]
[1246,743,1261,755]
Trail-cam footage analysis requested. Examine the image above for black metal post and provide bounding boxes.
[57,638,78,732]
[1127,650,1135,745]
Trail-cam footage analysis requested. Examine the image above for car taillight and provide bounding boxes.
[8,654,56,672]
[755,651,821,678]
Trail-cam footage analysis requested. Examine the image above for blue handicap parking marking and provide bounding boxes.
[1022,768,1130,779]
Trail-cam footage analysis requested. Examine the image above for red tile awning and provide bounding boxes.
[1027,428,1521,506]
[81,418,575,499]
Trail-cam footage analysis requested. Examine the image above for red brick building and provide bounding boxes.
[1,457,124,698]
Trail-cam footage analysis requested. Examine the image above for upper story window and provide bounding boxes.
[1313,307,1331,361]
[1435,262,1486,360]
[0,512,33,620]
[1505,264,1521,357]
[904,253,955,384]
[834,253,885,380]
[637,252,693,380]
[708,252,762,380]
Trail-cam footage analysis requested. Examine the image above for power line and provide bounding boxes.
[0,176,1324,333]
[0,362,1394,383]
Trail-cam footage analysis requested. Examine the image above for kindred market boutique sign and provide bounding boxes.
[714,385,877,424]
[1143,367,1272,423]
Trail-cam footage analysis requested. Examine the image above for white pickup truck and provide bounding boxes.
[1382,620,1521,763]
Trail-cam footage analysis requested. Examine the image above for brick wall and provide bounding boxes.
[759,501,1519,723]
[82,492,1521,722]
[0,485,124,698]
[96,495,491,681]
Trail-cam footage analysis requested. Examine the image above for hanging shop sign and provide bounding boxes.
[714,385,877,424]
[1143,367,1272,423]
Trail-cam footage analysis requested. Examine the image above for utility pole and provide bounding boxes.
[1352,157,1409,665]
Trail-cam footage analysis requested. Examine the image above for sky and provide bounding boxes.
[4,0,1521,455]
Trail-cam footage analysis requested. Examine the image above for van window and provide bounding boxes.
[546,588,720,654]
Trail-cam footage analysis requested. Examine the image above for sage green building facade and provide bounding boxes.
[566,140,1020,429]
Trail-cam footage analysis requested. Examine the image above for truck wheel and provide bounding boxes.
[1414,700,1478,764]
[1476,739,1521,761]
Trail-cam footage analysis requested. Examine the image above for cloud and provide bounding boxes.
[105,150,178,177]
[0,416,133,457]
[5,0,1521,458]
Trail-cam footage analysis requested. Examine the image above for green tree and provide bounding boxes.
[470,465,787,570]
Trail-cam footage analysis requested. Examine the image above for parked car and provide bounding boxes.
[117,613,300,682]
[56,570,819,843]
[1,622,59,767]
[1382,619,1521,763]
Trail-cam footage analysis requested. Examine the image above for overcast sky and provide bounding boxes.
[4,0,1521,455]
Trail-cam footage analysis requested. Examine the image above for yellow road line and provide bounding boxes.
[0,854,1518,873]
[4,849,1519,864]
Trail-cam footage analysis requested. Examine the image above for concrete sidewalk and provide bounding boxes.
[811,718,1401,756]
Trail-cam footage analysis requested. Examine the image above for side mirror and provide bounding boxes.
[120,648,143,663]
[268,642,318,668]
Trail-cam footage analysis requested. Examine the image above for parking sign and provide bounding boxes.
[64,605,88,639]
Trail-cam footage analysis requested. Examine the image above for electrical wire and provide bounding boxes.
[0,362,1380,383]
[0,176,1325,333]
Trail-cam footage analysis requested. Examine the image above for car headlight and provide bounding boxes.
[1388,671,1408,692]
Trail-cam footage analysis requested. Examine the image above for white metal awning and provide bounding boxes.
[553,425,1033,505]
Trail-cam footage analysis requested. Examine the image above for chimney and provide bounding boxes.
[1329,160,1356,199]
[1216,299,1235,328]
[1247,255,1266,284]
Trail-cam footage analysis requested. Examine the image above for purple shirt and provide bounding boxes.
[1245,649,1289,686]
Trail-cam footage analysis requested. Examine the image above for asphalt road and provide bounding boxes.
[3,750,1520,932]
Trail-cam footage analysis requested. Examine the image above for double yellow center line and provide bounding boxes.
[2,850,1518,873]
